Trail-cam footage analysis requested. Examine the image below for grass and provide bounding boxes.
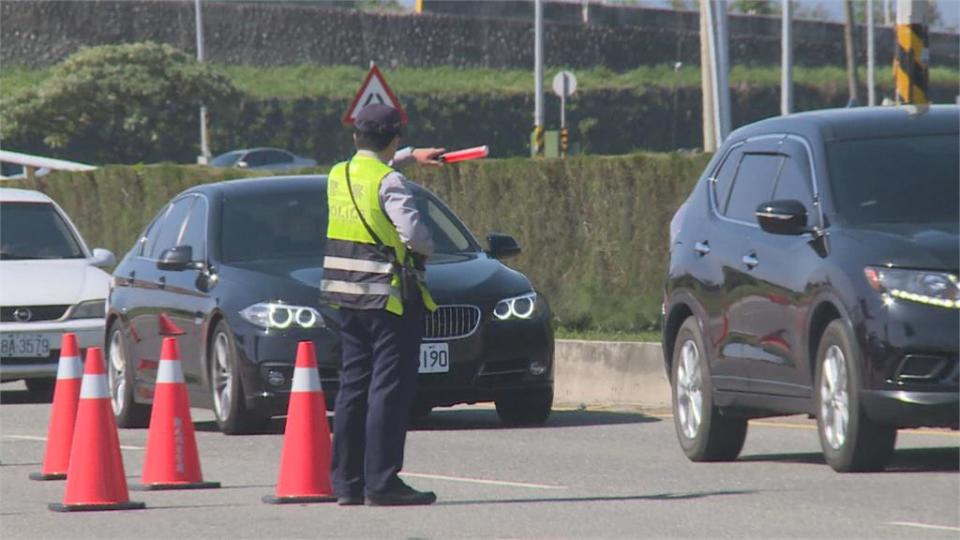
[3,64,957,100]
[555,327,662,343]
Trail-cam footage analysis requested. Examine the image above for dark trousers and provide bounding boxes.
[331,295,424,496]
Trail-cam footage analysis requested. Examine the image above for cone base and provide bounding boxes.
[261,494,337,505]
[29,472,66,481]
[131,480,221,491]
[49,501,146,513]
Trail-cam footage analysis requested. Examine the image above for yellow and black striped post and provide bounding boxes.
[532,125,545,157]
[560,127,569,158]
[894,0,929,105]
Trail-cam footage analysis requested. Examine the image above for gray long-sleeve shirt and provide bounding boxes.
[354,149,435,257]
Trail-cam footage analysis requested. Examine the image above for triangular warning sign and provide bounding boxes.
[342,64,408,125]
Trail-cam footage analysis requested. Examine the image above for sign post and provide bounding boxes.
[552,71,577,158]
[343,63,408,126]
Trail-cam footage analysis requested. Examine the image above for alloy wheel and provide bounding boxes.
[212,332,233,419]
[108,330,126,415]
[676,339,704,440]
[820,345,850,450]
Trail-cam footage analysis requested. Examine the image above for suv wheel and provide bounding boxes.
[671,317,747,461]
[815,320,897,472]
[209,320,269,434]
[495,388,553,426]
[106,322,150,428]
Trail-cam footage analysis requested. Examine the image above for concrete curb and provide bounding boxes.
[554,340,670,409]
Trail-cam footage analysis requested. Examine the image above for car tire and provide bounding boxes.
[815,320,897,472]
[106,322,150,428]
[671,316,747,462]
[209,320,270,435]
[495,388,553,426]
[24,377,55,402]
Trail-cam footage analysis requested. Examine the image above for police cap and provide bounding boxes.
[354,104,403,137]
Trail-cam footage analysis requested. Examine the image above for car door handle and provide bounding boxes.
[694,241,711,256]
[742,252,759,269]
[155,276,166,289]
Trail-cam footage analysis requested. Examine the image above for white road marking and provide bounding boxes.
[3,434,144,451]
[889,521,960,532]
[400,472,566,490]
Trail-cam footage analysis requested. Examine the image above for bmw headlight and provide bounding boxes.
[493,292,538,320]
[864,267,959,309]
[69,299,106,319]
[240,302,326,330]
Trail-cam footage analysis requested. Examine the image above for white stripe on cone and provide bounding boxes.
[290,367,321,392]
[79,374,110,399]
[156,359,185,384]
[56,356,83,380]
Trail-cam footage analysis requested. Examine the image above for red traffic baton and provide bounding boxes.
[439,145,489,164]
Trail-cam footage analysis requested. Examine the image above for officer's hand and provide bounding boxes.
[412,148,446,167]
[411,253,428,271]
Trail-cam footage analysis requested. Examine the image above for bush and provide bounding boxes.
[7,152,709,332]
[0,42,239,164]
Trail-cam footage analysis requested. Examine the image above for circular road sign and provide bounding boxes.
[552,71,577,98]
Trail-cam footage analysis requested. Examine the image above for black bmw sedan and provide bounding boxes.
[662,106,958,472]
[106,176,554,434]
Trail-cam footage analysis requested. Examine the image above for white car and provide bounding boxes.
[0,188,115,399]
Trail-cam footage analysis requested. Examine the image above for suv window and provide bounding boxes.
[179,197,208,261]
[712,144,743,212]
[150,197,194,258]
[724,153,784,222]
[772,145,814,210]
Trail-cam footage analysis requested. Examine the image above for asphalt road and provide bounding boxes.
[1,382,958,539]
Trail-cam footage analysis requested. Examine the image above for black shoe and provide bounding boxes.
[365,481,437,506]
[337,493,364,506]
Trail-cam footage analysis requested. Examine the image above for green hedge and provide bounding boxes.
[8,152,709,331]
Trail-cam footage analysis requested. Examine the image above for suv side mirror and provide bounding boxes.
[90,248,116,268]
[157,245,197,271]
[487,233,521,259]
[756,199,808,235]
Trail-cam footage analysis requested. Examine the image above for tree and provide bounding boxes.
[730,0,778,16]
[0,42,239,164]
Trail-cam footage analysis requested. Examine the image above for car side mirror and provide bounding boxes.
[157,245,198,271]
[756,199,809,235]
[487,233,521,259]
[236,160,248,169]
[90,248,116,268]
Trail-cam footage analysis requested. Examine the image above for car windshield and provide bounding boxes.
[220,186,477,262]
[210,151,244,167]
[0,202,85,260]
[826,133,959,225]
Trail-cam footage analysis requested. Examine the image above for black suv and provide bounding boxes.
[663,106,958,472]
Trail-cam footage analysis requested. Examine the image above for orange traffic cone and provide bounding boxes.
[49,347,145,512]
[133,338,219,491]
[263,341,336,504]
[30,334,83,481]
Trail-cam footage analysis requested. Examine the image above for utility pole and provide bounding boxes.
[867,0,876,105]
[704,0,731,145]
[781,0,793,115]
[843,0,860,106]
[699,0,716,152]
[894,0,929,106]
[195,0,210,163]
[533,0,545,157]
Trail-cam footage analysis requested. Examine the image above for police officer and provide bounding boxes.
[322,104,441,506]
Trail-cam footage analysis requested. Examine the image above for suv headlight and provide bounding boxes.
[240,302,326,329]
[493,292,538,320]
[69,299,106,319]
[864,267,959,309]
